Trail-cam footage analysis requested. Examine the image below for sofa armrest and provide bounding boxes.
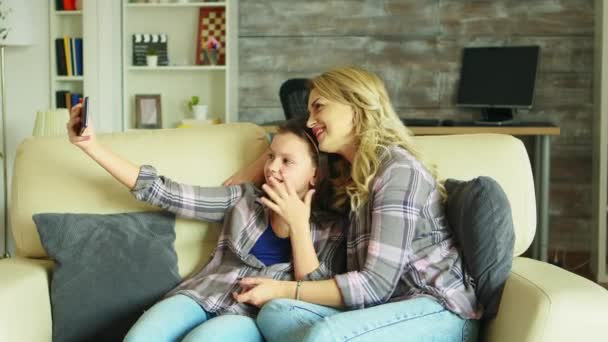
[484,257,608,342]
[0,257,54,342]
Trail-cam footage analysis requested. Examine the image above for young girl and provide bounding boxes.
[226,66,481,341]
[66,114,345,342]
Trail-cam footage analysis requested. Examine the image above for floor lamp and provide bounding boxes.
[0,0,33,258]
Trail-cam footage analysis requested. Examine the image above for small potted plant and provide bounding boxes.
[146,47,158,67]
[204,36,221,65]
[187,96,207,120]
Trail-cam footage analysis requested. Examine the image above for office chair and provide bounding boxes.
[279,78,310,120]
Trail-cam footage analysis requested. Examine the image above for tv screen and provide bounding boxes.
[456,46,540,109]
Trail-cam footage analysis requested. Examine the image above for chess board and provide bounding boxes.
[196,7,226,65]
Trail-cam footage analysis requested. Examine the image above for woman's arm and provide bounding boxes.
[67,104,244,222]
[292,279,343,307]
[302,220,346,281]
[83,142,140,189]
[235,277,345,308]
[222,148,268,186]
[332,161,432,309]
[67,104,140,189]
[130,166,244,222]
[289,221,320,280]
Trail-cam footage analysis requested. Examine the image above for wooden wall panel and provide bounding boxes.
[236,0,595,255]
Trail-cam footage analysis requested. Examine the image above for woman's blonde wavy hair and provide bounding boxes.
[310,66,447,211]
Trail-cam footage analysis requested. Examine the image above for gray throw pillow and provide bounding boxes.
[444,177,515,319]
[33,211,180,342]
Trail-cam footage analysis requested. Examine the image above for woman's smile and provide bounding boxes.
[312,127,325,141]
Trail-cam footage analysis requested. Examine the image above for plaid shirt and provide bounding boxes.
[131,165,345,317]
[333,146,481,319]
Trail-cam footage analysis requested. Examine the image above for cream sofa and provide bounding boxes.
[1,123,607,342]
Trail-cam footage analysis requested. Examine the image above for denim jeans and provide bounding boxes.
[123,294,263,342]
[257,296,479,342]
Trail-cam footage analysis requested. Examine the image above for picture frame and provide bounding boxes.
[196,7,226,65]
[135,94,162,129]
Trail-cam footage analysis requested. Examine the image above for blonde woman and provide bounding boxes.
[227,66,481,341]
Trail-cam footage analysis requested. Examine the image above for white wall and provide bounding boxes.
[83,0,123,133]
[0,0,122,255]
[1,0,50,255]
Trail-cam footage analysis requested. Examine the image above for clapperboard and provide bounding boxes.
[132,33,169,66]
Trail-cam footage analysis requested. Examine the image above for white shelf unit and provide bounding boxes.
[121,0,238,130]
[49,6,85,108]
[592,0,608,283]
[125,2,227,8]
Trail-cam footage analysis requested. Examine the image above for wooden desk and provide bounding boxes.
[407,126,560,262]
[262,125,561,262]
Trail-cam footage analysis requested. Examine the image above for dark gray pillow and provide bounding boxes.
[33,211,180,342]
[444,177,515,319]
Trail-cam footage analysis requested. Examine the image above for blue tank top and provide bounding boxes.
[250,224,292,266]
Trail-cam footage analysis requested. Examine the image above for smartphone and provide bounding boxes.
[77,96,89,136]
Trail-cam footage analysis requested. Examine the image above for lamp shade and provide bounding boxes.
[0,0,34,46]
[33,109,69,137]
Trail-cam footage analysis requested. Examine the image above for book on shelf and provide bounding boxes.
[74,38,83,75]
[63,36,72,76]
[55,38,67,76]
[55,37,83,76]
[70,38,76,76]
[56,90,68,108]
[56,0,77,11]
[55,91,82,110]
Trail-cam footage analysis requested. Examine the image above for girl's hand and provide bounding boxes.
[67,103,96,151]
[232,277,292,308]
[260,178,314,233]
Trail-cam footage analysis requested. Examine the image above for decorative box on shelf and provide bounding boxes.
[132,33,169,66]
[177,118,222,128]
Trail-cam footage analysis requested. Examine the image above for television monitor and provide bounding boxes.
[456,46,540,123]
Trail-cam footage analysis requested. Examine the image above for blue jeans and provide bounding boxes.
[257,296,479,342]
[123,294,263,342]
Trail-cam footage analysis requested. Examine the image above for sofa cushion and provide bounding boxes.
[33,211,180,342]
[444,176,515,319]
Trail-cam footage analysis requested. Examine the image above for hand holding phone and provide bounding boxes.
[77,96,89,136]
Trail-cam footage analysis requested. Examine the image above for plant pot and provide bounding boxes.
[192,105,208,120]
[204,49,219,65]
[146,55,158,67]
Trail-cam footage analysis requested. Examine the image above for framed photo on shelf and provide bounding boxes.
[135,94,162,129]
[196,7,226,65]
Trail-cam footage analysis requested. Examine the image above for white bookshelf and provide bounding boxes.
[121,0,238,129]
[125,2,227,8]
[127,65,226,71]
[49,5,84,109]
[54,10,83,15]
[592,0,608,283]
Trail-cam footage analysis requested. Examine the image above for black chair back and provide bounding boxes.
[279,78,310,120]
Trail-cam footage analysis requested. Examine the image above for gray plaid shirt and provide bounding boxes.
[333,147,481,319]
[131,165,345,317]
